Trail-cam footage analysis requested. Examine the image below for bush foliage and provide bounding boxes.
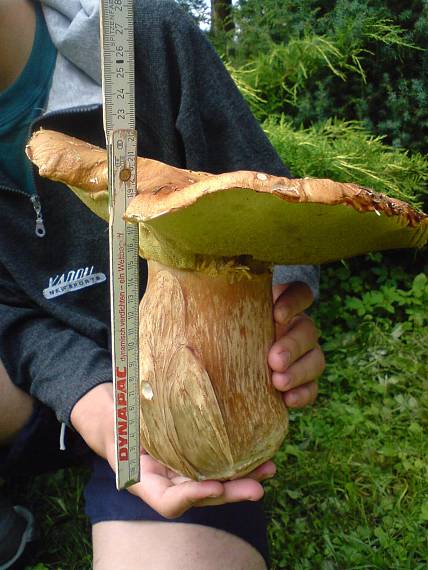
[217,0,428,208]
[263,117,428,206]
[221,0,428,156]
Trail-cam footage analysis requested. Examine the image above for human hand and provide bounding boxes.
[125,451,275,518]
[268,282,325,408]
[71,383,276,518]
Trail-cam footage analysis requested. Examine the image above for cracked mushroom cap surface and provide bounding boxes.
[27,129,428,268]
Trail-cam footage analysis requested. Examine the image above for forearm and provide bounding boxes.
[70,382,115,463]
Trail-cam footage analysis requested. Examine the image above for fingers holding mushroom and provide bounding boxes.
[269,313,321,371]
[283,377,320,409]
[269,310,325,407]
[272,281,314,321]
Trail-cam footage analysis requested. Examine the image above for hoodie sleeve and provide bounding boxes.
[132,0,319,297]
[0,260,112,425]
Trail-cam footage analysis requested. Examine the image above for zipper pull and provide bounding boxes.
[30,195,46,238]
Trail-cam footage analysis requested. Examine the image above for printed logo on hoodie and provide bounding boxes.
[43,266,106,299]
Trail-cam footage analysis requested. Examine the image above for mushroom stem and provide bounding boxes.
[138,259,289,480]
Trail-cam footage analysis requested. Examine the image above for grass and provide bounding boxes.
[267,266,428,568]
[265,252,428,569]
[11,468,92,569]
[8,253,428,569]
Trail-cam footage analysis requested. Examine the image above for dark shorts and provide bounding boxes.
[1,403,270,566]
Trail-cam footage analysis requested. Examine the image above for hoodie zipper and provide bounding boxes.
[30,194,46,237]
[0,183,47,238]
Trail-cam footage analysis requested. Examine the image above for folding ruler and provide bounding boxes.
[100,0,140,489]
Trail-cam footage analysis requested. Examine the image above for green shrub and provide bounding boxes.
[263,117,428,206]
[222,0,428,155]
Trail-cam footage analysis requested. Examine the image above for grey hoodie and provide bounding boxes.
[0,0,319,425]
[40,0,102,112]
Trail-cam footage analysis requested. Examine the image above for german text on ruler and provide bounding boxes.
[100,0,140,490]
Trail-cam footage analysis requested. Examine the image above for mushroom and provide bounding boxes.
[26,129,428,480]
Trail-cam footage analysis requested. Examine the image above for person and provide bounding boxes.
[0,0,325,568]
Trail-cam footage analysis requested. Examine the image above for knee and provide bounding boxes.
[0,360,34,446]
[0,359,11,385]
[92,521,268,570]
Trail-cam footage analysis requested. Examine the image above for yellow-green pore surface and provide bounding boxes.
[127,188,427,269]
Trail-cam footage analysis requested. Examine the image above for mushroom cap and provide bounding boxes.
[27,129,428,267]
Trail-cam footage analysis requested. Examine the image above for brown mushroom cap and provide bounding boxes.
[25,129,211,201]
[26,129,428,267]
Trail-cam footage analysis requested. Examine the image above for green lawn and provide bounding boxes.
[267,259,428,569]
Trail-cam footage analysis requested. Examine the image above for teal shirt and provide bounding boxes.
[0,3,56,194]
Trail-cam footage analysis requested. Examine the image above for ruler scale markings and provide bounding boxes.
[100,0,140,490]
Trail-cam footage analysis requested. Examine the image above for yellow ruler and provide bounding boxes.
[100,0,140,489]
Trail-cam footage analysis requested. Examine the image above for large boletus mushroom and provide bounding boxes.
[27,129,428,480]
